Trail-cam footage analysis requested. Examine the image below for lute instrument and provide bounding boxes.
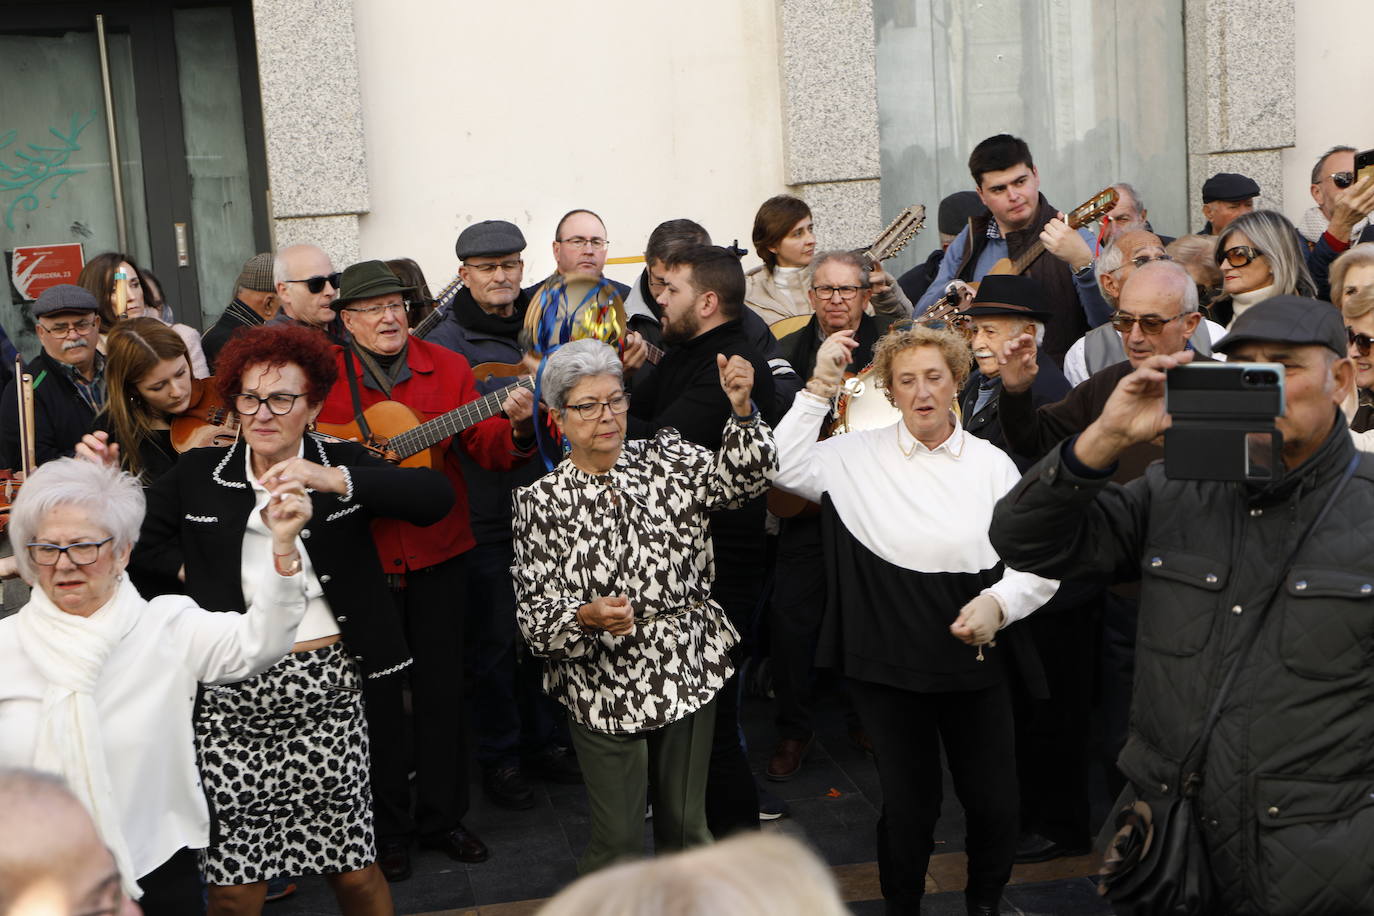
[314,377,536,470]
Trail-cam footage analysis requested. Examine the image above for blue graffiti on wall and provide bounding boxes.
[0,109,98,230]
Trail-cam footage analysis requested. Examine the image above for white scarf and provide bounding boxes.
[1229,283,1278,327]
[15,575,144,899]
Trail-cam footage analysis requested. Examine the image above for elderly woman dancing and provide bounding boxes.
[772,324,1058,916]
[0,458,311,915]
[512,339,776,873]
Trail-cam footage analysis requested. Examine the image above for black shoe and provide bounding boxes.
[484,765,536,810]
[1013,831,1091,864]
[420,823,489,863]
[525,745,582,784]
[377,840,411,882]
[966,903,1000,916]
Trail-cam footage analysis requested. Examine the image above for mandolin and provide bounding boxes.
[983,186,1117,279]
[314,377,536,470]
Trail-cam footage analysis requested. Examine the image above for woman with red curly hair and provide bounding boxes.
[130,323,453,916]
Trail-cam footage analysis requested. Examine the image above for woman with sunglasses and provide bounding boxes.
[78,252,210,378]
[1212,210,1315,327]
[0,457,311,915]
[130,323,453,916]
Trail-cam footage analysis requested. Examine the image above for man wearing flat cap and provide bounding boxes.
[202,252,278,369]
[991,295,1374,914]
[317,260,538,879]
[1199,172,1259,235]
[0,284,105,468]
[429,222,588,809]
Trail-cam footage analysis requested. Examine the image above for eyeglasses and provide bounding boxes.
[27,536,113,567]
[234,392,307,416]
[39,317,97,336]
[557,237,608,250]
[342,302,407,318]
[464,259,523,276]
[1330,171,1356,189]
[1109,312,1184,335]
[811,285,867,301]
[1349,326,1374,357]
[564,394,629,419]
[1218,246,1264,268]
[284,272,341,294]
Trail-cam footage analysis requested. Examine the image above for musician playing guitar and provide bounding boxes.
[911,134,1112,365]
[316,260,536,877]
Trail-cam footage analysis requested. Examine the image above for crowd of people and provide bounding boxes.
[1,130,1373,916]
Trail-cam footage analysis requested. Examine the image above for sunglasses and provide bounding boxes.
[1331,171,1356,189]
[1217,245,1264,268]
[1109,312,1183,335]
[1348,326,1374,357]
[285,272,342,294]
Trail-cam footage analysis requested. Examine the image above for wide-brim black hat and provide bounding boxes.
[958,274,1053,321]
[335,260,415,308]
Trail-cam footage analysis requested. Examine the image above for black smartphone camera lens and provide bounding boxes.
[1243,370,1278,386]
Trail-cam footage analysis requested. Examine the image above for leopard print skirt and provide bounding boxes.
[195,642,375,885]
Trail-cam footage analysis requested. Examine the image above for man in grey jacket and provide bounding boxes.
[990,296,1374,915]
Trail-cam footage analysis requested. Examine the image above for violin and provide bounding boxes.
[170,376,241,452]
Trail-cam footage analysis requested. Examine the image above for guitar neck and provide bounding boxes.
[645,341,664,365]
[388,377,536,459]
[411,305,445,339]
[1009,239,1048,275]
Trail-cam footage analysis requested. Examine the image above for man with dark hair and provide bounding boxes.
[629,243,779,841]
[912,133,1105,365]
[203,252,277,369]
[545,209,631,298]
[625,221,801,414]
[1302,149,1374,301]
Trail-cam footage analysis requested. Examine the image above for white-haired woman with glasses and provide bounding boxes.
[129,322,453,916]
[1214,210,1316,328]
[512,339,776,873]
[0,457,311,915]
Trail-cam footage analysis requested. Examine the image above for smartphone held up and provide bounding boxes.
[1164,362,1285,483]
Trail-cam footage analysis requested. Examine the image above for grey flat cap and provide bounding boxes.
[1214,295,1346,357]
[31,284,98,317]
[456,220,526,260]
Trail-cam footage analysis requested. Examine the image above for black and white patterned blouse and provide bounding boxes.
[512,415,777,735]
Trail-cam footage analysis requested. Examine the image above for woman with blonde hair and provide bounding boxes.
[1213,210,1316,326]
[83,317,195,483]
[1330,243,1374,312]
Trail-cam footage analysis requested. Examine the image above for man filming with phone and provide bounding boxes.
[988,296,1374,915]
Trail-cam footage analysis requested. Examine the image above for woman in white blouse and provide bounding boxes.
[772,323,1058,916]
[0,458,310,915]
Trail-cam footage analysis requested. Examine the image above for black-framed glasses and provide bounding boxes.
[463,259,523,276]
[342,302,407,318]
[27,536,113,566]
[1218,245,1264,268]
[234,392,307,416]
[1109,312,1184,335]
[39,317,97,336]
[557,237,608,250]
[811,285,867,301]
[564,394,629,419]
[1331,171,1356,189]
[1348,326,1374,357]
[285,272,341,294]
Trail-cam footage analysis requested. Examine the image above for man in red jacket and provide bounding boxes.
[318,261,536,881]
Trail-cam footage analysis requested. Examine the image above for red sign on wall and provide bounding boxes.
[11,243,85,301]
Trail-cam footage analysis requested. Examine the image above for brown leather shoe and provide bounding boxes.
[766,736,813,782]
[420,823,489,863]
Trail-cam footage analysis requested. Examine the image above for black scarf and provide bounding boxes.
[454,286,527,338]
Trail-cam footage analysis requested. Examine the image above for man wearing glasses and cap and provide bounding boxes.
[991,296,1374,915]
[0,284,105,469]
[317,260,538,880]
[269,243,347,343]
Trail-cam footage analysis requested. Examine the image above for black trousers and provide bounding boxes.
[364,553,470,843]
[1100,589,1139,798]
[137,847,204,916]
[1012,601,1096,847]
[848,677,1018,915]
[770,517,826,740]
[704,551,762,838]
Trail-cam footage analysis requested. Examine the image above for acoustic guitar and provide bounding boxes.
[314,377,535,470]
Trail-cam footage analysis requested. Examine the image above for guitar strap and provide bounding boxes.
[341,348,375,444]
